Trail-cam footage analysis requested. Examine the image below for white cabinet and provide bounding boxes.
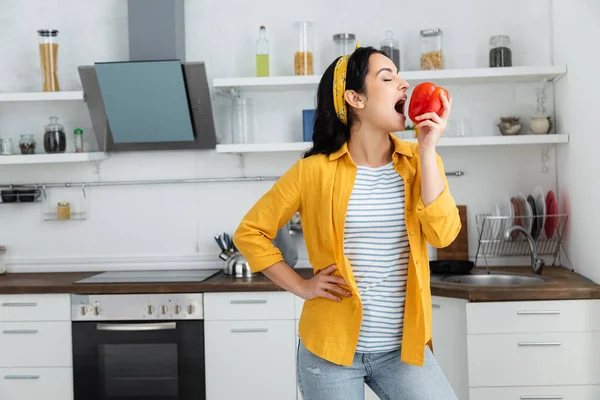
[431,296,469,400]
[0,294,73,400]
[204,292,297,400]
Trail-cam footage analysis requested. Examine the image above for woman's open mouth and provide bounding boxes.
[395,97,407,116]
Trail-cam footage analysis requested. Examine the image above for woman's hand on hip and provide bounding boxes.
[299,264,352,302]
[415,92,452,153]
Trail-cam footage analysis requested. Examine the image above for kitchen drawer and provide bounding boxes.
[0,294,70,322]
[203,292,294,321]
[470,385,600,400]
[0,367,73,400]
[467,332,600,387]
[0,322,72,367]
[466,299,600,334]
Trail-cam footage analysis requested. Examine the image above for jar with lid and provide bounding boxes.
[73,128,84,153]
[38,29,60,92]
[57,202,71,220]
[0,138,13,155]
[19,134,36,154]
[380,31,400,71]
[0,246,6,275]
[294,21,314,75]
[420,28,443,70]
[231,96,254,144]
[333,33,356,58]
[489,35,512,67]
[44,116,66,153]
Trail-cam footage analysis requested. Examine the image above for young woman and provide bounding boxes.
[233,46,461,400]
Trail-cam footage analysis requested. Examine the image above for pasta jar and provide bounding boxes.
[38,29,60,92]
[294,21,314,75]
[420,28,443,70]
[489,35,512,67]
[333,33,356,58]
[57,202,71,220]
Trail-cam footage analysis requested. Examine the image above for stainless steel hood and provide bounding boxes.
[78,0,217,152]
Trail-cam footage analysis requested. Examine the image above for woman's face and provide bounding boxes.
[349,53,410,133]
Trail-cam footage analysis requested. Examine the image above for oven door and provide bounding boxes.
[72,320,205,400]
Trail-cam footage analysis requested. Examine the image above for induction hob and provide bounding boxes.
[74,269,221,284]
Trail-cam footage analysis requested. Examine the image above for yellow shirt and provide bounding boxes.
[233,133,461,367]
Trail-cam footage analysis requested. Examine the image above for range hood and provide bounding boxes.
[78,0,217,152]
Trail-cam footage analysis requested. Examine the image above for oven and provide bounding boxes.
[71,293,206,400]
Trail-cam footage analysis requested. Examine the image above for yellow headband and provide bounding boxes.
[333,42,360,125]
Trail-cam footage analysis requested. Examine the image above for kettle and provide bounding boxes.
[223,252,252,277]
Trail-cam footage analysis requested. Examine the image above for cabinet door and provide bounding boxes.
[431,296,469,400]
[205,320,296,400]
[0,367,73,400]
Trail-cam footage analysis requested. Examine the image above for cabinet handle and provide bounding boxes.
[97,323,176,331]
[1,302,37,307]
[231,328,269,333]
[432,304,441,309]
[520,396,564,399]
[2,329,39,334]
[518,342,562,347]
[4,375,40,380]
[230,299,267,304]
[517,310,560,315]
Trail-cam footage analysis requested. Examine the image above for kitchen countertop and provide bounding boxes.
[0,266,598,302]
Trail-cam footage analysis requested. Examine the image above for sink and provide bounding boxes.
[441,273,549,287]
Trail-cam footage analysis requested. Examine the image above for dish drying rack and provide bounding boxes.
[474,214,571,269]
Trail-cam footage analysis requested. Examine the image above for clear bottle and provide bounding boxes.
[380,31,400,71]
[333,33,356,58]
[38,29,60,92]
[420,28,443,70]
[74,128,84,153]
[294,21,314,75]
[231,96,254,144]
[489,35,512,67]
[256,26,270,77]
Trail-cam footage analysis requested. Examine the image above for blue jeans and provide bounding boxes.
[297,340,458,400]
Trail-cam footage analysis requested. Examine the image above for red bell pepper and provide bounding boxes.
[407,82,450,124]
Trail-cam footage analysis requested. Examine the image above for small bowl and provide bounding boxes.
[1,190,17,203]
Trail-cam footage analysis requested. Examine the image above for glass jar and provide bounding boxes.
[381,31,400,71]
[74,128,84,153]
[19,134,36,154]
[0,138,13,155]
[420,28,443,70]
[44,116,66,153]
[231,96,254,144]
[489,35,512,67]
[57,202,71,220]
[294,21,314,75]
[0,246,6,275]
[333,33,356,58]
[38,29,60,92]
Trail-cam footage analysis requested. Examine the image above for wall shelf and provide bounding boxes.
[212,65,567,91]
[215,134,570,154]
[0,152,107,165]
[0,91,84,102]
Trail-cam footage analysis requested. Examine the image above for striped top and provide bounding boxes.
[343,161,410,353]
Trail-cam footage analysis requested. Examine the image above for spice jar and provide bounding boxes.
[19,134,36,154]
[44,116,66,153]
[380,31,400,71]
[333,33,356,58]
[420,28,443,70]
[73,128,84,153]
[57,202,71,220]
[489,35,512,67]
[294,21,314,75]
[0,246,6,275]
[0,138,13,155]
[38,29,60,92]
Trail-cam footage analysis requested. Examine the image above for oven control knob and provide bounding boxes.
[174,305,181,314]
[80,306,87,316]
[147,305,154,315]
[93,306,101,316]
[187,305,195,314]
[161,305,167,315]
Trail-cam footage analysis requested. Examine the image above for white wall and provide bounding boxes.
[552,0,600,283]
[0,0,564,273]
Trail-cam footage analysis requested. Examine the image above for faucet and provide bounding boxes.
[504,225,545,274]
